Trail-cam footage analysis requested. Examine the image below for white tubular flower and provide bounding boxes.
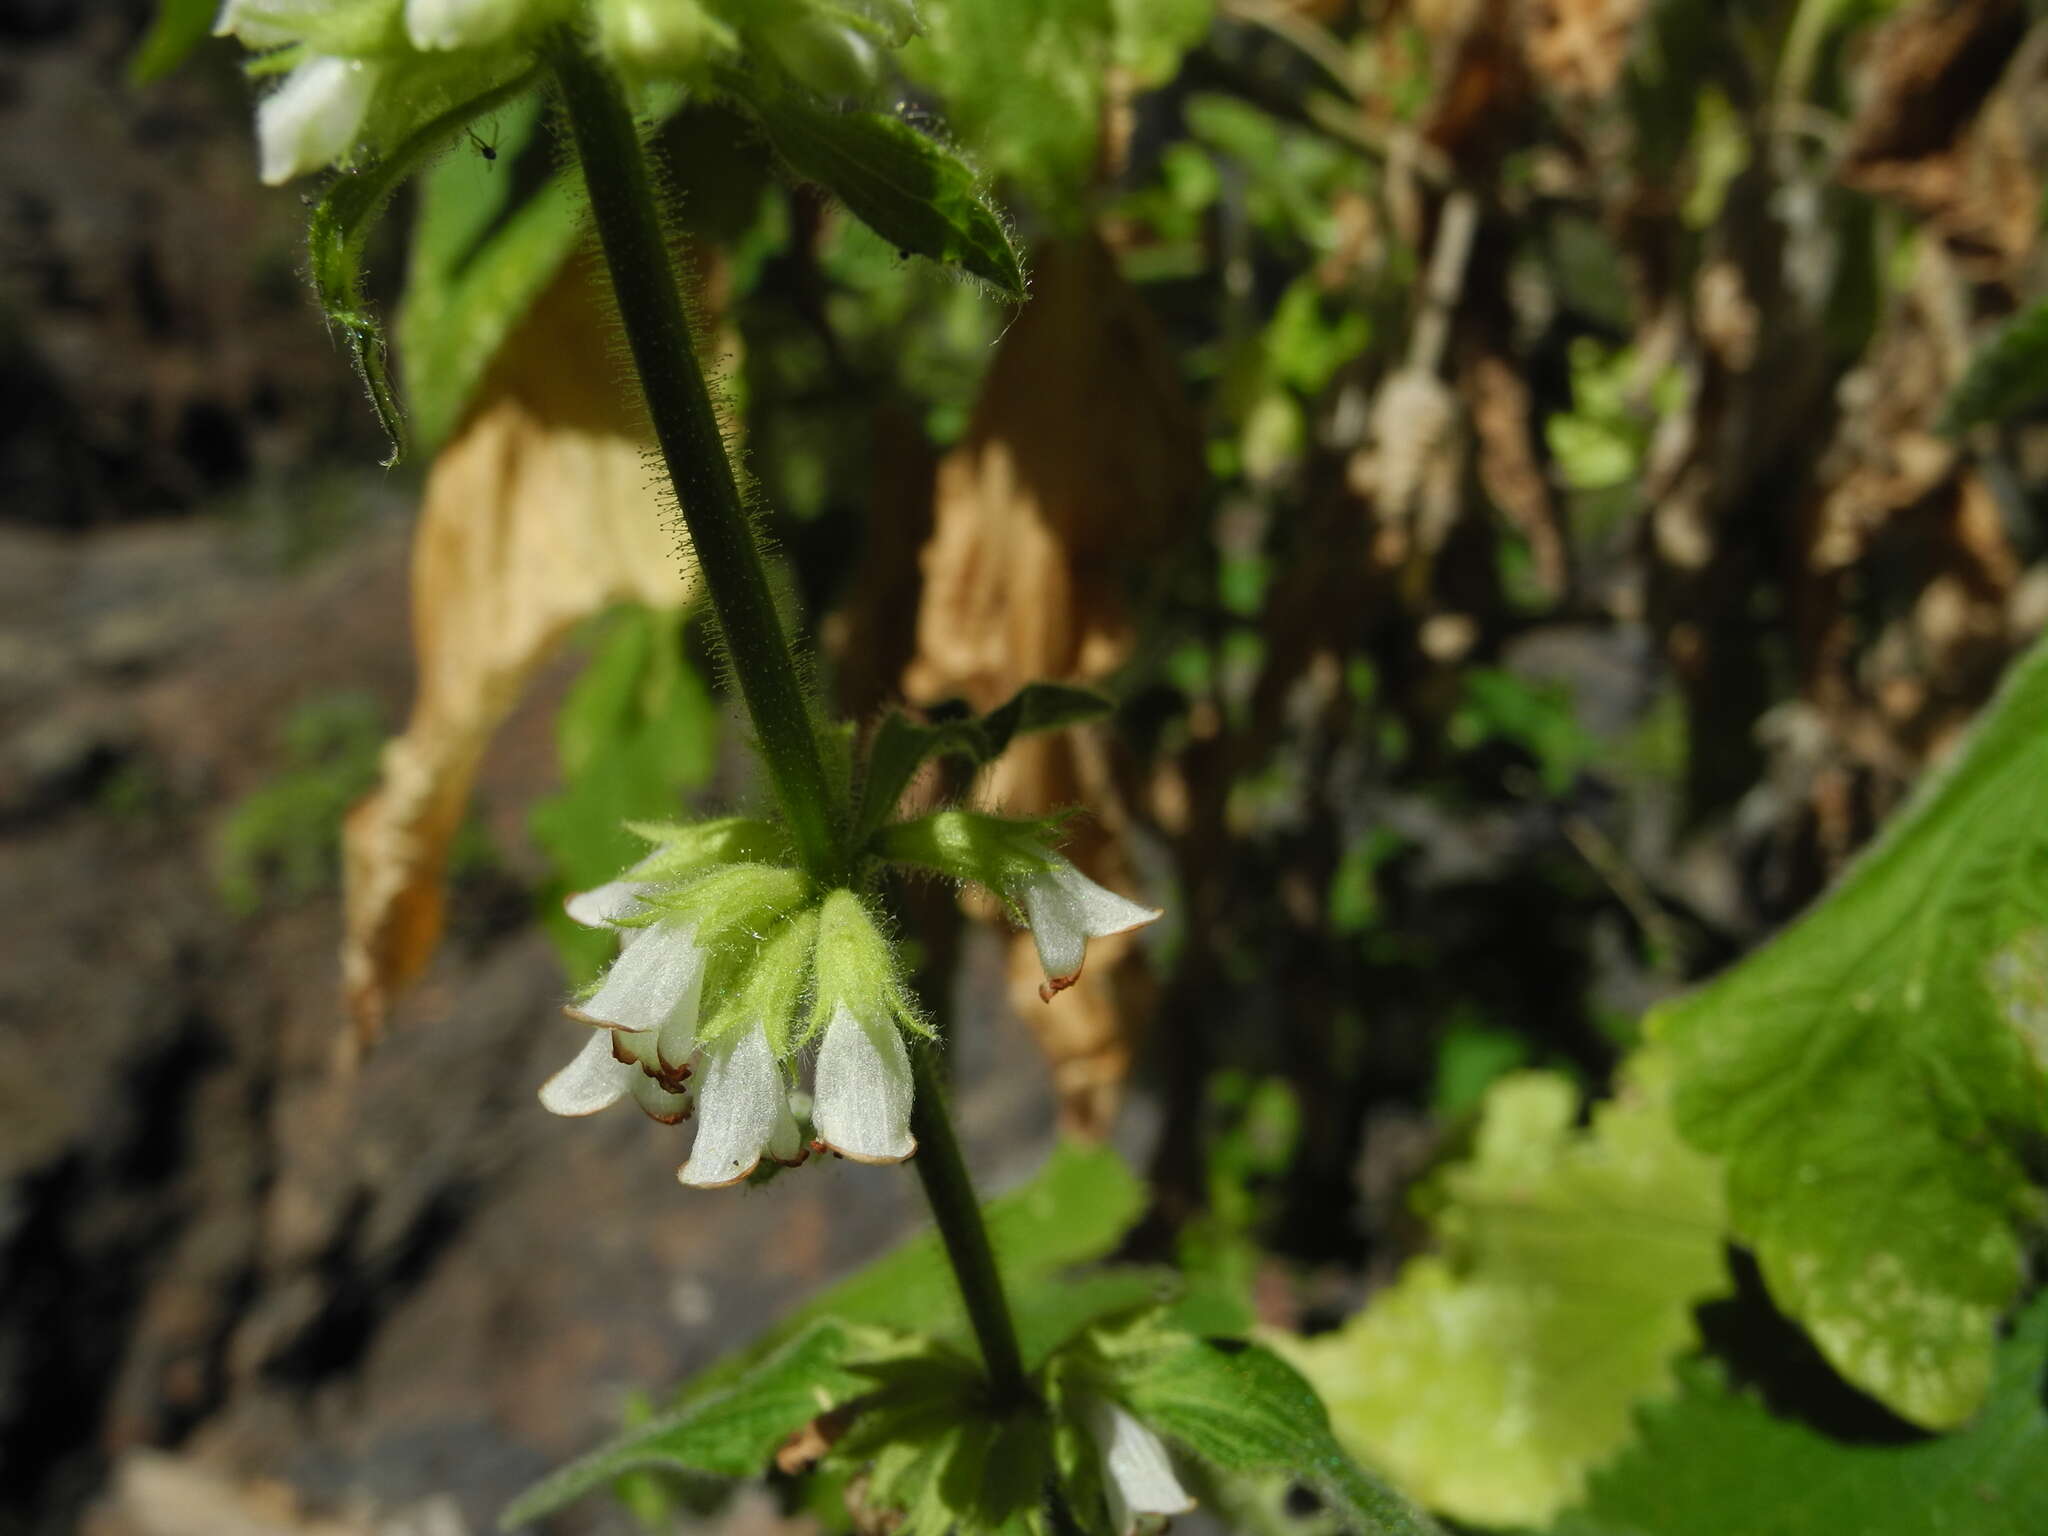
[537,1027,691,1123]
[567,917,705,1077]
[538,1028,631,1116]
[811,1002,916,1164]
[1086,1399,1196,1536]
[257,54,378,184]
[678,1021,803,1188]
[405,0,520,50]
[1020,856,1162,1001]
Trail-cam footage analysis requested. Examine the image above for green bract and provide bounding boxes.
[700,906,819,1052]
[877,808,1065,897]
[540,820,953,1180]
[810,888,929,1043]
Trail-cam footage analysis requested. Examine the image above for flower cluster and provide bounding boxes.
[214,0,919,184]
[540,812,1160,1189]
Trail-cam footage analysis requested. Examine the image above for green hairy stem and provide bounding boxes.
[548,33,843,887]
[547,29,1030,1415]
[908,1048,1032,1410]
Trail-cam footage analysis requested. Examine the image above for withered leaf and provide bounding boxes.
[342,258,697,1047]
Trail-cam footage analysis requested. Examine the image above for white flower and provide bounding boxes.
[539,912,702,1124]
[1019,856,1162,1001]
[538,1027,691,1123]
[678,1021,804,1188]
[405,0,521,50]
[257,54,378,184]
[811,1002,916,1164]
[1085,1398,1195,1536]
[567,916,704,1056]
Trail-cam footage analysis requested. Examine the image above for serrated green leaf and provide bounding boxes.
[1942,300,2048,432]
[129,0,215,84]
[1546,1292,2048,1536]
[1651,636,2048,1429]
[1115,1337,1437,1536]
[725,73,1024,299]
[1283,1057,1728,1526]
[1013,1268,1180,1369]
[398,92,585,452]
[838,1347,1053,1536]
[902,0,1211,216]
[307,68,539,465]
[500,1318,874,1528]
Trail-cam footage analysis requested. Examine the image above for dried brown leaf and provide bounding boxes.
[341,259,696,1047]
[1838,0,2038,280]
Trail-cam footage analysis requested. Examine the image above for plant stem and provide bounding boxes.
[549,34,1029,1410]
[549,34,843,885]
[908,1046,1032,1409]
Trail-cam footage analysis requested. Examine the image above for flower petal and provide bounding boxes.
[812,1003,917,1164]
[678,1022,795,1188]
[1087,1399,1196,1535]
[1051,859,1164,941]
[628,1070,693,1125]
[564,879,654,930]
[257,55,377,185]
[570,920,704,1035]
[1020,857,1161,998]
[538,1028,633,1116]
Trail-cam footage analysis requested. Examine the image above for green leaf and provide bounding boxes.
[308,68,540,465]
[128,0,215,84]
[1114,1336,1438,1536]
[852,683,1113,849]
[836,1347,1054,1536]
[977,682,1115,757]
[1650,635,2048,1428]
[683,1140,1147,1403]
[902,0,1211,216]
[1942,300,2048,432]
[1283,1056,1729,1526]
[724,72,1025,300]
[1012,1267,1180,1369]
[500,1318,875,1528]
[1547,1292,2048,1536]
[398,91,585,452]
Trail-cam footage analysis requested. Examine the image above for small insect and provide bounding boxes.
[464,124,498,165]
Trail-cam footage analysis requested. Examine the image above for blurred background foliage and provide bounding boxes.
[8,0,2048,1532]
